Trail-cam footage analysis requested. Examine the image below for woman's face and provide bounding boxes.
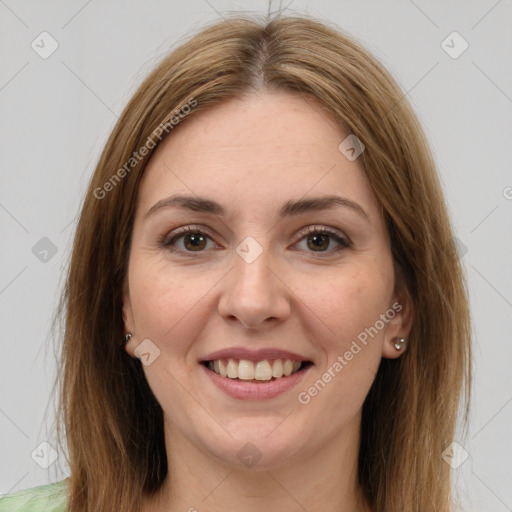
[123,91,412,469]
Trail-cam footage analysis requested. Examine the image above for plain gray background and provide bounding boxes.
[1,1,511,510]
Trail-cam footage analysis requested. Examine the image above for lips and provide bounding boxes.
[201,359,313,400]
[200,347,312,363]
[199,347,314,396]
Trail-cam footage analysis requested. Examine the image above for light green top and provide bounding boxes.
[0,480,68,512]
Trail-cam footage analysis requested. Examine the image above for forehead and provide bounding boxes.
[136,91,379,218]
[154,91,342,164]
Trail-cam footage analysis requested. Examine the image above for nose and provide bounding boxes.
[218,247,291,330]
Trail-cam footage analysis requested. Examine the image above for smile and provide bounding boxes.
[201,358,314,400]
[204,358,312,381]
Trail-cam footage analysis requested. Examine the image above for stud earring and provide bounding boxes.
[393,336,406,350]
[123,332,132,345]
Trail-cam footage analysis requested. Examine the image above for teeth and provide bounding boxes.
[272,359,283,378]
[238,360,255,380]
[208,358,306,381]
[226,359,237,378]
[218,359,227,377]
[255,360,273,380]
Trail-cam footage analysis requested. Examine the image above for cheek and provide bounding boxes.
[128,256,217,351]
[294,259,393,407]
[300,259,394,347]
[294,297,386,435]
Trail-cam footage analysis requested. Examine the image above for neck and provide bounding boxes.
[144,415,370,512]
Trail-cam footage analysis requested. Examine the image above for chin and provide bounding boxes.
[199,419,311,470]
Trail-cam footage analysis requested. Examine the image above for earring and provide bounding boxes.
[123,332,132,345]
[393,336,406,350]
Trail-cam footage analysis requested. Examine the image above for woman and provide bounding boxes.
[0,13,471,512]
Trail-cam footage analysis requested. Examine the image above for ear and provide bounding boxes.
[122,279,137,358]
[382,284,414,359]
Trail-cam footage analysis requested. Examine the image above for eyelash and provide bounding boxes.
[159,225,350,256]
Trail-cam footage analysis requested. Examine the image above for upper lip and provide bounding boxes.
[201,347,313,363]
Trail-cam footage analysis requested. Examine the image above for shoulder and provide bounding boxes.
[0,480,68,512]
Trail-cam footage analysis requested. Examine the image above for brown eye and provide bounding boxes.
[182,233,207,251]
[306,233,331,251]
[162,227,215,253]
[295,226,350,254]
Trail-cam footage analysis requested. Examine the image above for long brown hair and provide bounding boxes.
[54,14,471,512]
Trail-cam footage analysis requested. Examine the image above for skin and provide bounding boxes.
[122,90,414,512]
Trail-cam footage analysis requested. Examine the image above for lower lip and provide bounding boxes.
[201,363,313,400]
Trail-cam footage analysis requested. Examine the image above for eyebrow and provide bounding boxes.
[145,194,370,222]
